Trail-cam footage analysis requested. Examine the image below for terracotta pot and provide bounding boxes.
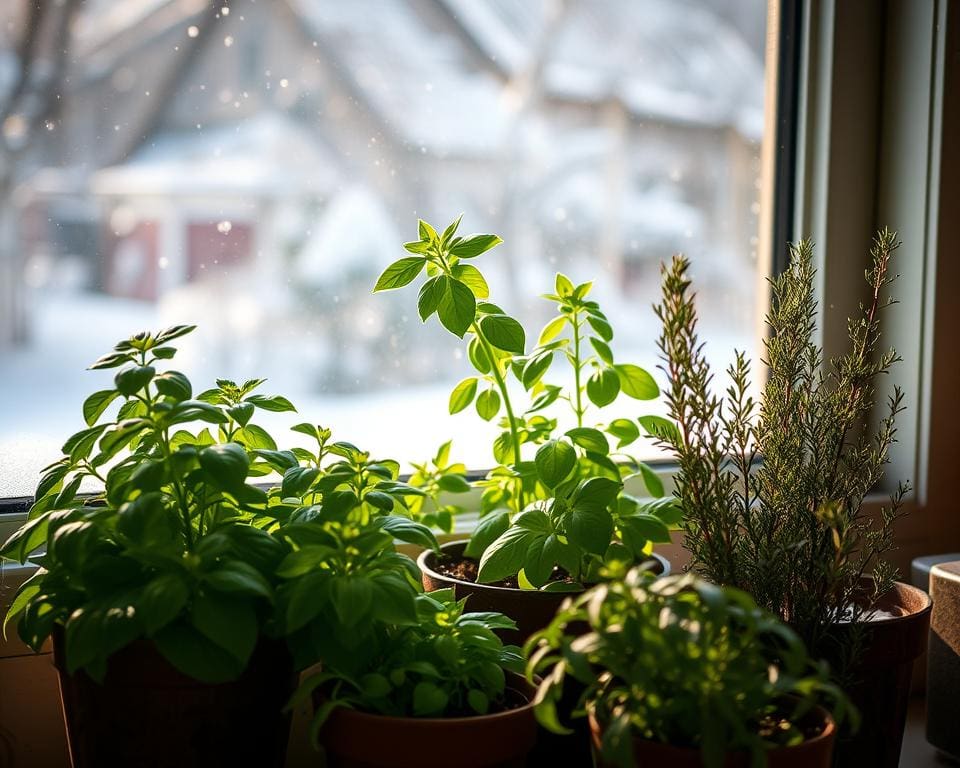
[53,629,297,768]
[317,673,537,768]
[418,540,671,644]
[825,580,932,768]
[588,706,836,768]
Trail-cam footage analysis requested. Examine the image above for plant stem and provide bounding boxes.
[571,310,584,427]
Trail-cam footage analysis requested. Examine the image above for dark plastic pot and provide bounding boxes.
[588,706,836,768]
[825,580,932,768]
[53,629,297,768]
[418,540,671,644]
[317,673,537,768]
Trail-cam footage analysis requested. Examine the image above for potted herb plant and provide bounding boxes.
[374,216,675,642]
[289,587,537,768]
[653,231,931,767]
[527,566,849,768]
[1,326,303,767]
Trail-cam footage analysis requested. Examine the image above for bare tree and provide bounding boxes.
[0,0,82,347]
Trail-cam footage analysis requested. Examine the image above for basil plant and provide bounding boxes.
[374,217,679,589]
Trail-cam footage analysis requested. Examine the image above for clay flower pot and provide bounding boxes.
[53,631,297,768]
[827,579,932,768]
[316,673,537,768]
[588,706,836,768]
[418,540,671,644]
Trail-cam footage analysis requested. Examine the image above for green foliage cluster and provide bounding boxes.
[375,216,678,588]
[1,327,439,684]
[292,588,524,742]
[526,567,849,768]
[653,231,907,657]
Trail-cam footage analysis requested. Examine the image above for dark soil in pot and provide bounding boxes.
[53,630,297,768]
[823,579,931,768]
[316,673,537,768]
[418,540,671,644]
[588,704,836,768]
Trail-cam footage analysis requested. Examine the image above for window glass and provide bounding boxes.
[0,0,768,497]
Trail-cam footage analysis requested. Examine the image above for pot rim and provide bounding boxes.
[418,539,669,597]
[587,702,837,757]
[840,577,932,627]
[325,674,535,727]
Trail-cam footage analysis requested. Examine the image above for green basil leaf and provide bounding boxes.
[476,389,501,421]
[565,427,609,455]
[82,389,120,426]
[449,377,478,414]
[198,443,250,491]
[437,276,476,338]
[191,591,257,665]
[586,367,620,408]
[153,371,192,402]
[614,364,659,400]
[452,263,489,299]
[418,275,444,321]
[464,510,510,559]
[607,418,640,448]
[479,314,525,355]
[449,234,502,259]
[535,440,576,488]
[374,256,426,291]
[563,506,614,555]
[476,527,534,583]
[114,365,155,396]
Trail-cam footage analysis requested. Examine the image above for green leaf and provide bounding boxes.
[565,427,609,455]
[587,315,613,342]
[418,276,444,321]
[524,534,564,587]
[82,390,120,426]
[449,234,502,259]
[476,388,501,421]
[590,337,614,365]
[449,378,478,414]
[620,513,672,548]
[464,510,510,559]
[114,365,155,396]
[155,622,242,683]
[62,424,108,462]
[468,336,491,374]
[437,474,471,493]
[246,394,297,413]
[380,516,439,551]
[538,316,567,345]
[89,351,135,370]
[205,561,273,599]
[615,364,659,400]
[637,463,664,498]
[555,273,574,297]
[468,688,489,715]
[370,572,418,625]
[281,466,320,498]
[227,401,255,426]
[437,277,476,338]
[191,592,257,665]
[452,264,489,299]
[607,418,640,448]
[477,527,534,583]
[413,681,449,715]
[155,324,196,345]
[441,214,463,245]
[198,443,250,491]
[154,371,192,402]
[564,506,614,555]
[479,314,525,355]
[573,477,621,511]
[522,352,553,390]
[418,219,439,242]
[139,573,189,635]
[237,424,277,451]
[586,367,620,408]
[535,440,576,488]
[332,576,374,627]
[374,256,426,291]
[638,415,682,444]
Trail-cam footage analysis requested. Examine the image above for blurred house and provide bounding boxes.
[4,0,765,388]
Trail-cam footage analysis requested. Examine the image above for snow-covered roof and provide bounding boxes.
[543,0,764,137]
[291,0,510,156]
[90,112,340,197]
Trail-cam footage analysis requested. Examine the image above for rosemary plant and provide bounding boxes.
[654,230,908,658]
